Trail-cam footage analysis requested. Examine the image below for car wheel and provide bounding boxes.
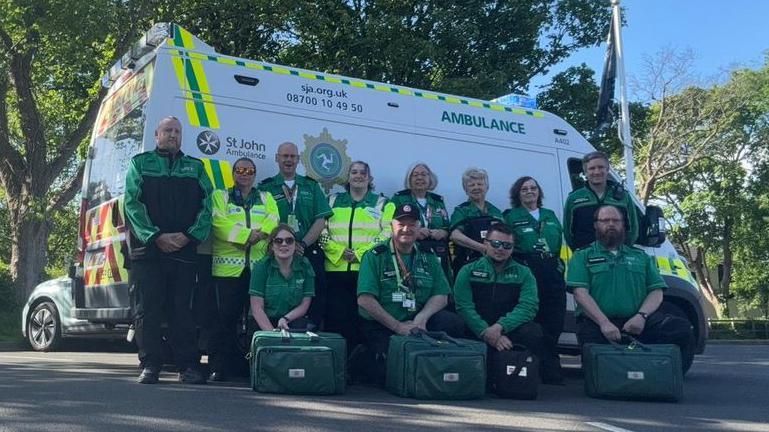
[27,301,63,352]
[659,301,695,375]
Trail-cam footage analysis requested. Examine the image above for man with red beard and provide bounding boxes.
[567,205,694,372]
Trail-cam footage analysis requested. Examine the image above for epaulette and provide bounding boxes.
[458,201,473,208]
[258,177,276,186]
[301,175,319,184]
[427,192,444,202]
[394,189,410,196]
[371,243,389,255]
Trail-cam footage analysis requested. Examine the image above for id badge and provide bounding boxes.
[402,298,416,311]
[287,214,300,232]
[392,292,404,302]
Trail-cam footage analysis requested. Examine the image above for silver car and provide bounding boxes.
[22,277,127,351]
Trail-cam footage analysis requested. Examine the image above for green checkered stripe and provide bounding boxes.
[171,50,544,119]
[212,256,247,266]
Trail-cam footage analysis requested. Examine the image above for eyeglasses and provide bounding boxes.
[595,218,623,224]
[273,237,295,245]
[487,239,514,250]
[234,167,256,176]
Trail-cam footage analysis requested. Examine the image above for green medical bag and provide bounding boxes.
[250,330,346,395]
[583,338,683,402]
[386,331,487,400]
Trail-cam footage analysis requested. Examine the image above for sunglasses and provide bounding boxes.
[487,239,514,250]
[273,237,295,245]
[234,167,256,176]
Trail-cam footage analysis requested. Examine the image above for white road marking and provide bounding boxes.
[586,422,637,432]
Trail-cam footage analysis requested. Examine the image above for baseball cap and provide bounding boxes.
[393,203,420,221]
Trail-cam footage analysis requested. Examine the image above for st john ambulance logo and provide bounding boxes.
[196,130,221,155]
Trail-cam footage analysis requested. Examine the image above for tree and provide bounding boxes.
[0,0,153,301]
[536,63,650,159]
[159,0,613,100]
[653,62,769,317]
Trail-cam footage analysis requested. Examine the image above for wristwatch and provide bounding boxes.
[637,311,649,320]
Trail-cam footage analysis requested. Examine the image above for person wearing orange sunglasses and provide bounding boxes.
[208,157,279,382]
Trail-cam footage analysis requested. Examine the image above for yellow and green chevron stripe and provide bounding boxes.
[165,27,542,119]
[201,158,234,190]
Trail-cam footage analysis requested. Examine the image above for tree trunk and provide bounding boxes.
[721,220,734,317]
[8,198,50,303]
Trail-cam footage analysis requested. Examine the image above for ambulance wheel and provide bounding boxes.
[27,301,63,352]
[659,301,695,375]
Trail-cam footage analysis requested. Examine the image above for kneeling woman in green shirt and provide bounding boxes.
[249,224,315,330]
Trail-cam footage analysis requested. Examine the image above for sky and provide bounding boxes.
[528,0,769,99]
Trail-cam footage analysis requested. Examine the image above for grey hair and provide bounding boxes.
[404,162,438,191]
[461,167,488,191]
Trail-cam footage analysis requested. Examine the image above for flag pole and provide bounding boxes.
[612,0,635,195]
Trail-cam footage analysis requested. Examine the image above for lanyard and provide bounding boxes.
[282,183,299,214]
[390,241,414,293]
[415,199,430,227]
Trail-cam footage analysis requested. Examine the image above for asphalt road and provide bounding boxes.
[0,344,767,432]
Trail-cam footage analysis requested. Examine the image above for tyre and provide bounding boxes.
[659,301,696,375]
[27,301,63,352]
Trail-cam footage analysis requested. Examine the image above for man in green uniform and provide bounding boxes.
[125,116,213,384]
[453,224,550,381]
[567,205,695,372]
[563,151,638,250]
[357,203,464,385]
[258,142,333,327]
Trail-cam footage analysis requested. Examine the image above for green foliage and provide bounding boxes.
[158,0,612,99]
[0,262,21,342]
[46,205,79,278]
[651,61,769,317]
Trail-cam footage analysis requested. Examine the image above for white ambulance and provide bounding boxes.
[28,23,705,360]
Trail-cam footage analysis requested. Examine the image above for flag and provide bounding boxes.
[596,19,617,132]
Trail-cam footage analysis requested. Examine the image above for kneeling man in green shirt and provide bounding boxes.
[357,203,464,385]
[567,205,695,372]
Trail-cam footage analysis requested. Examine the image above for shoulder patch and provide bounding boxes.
[587,257,607,265]
[471,270,490,279]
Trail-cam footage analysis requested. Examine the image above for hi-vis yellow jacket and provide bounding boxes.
[321,191,395,272]
[212,187,279,277]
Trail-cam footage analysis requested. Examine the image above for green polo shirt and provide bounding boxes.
[357,241,450,322]
[449,201,504,233]
[390,190,450,230]
[566,242,666,319]
[454,256,539,337]
[503,207,563,255]
[257,174,333,240]
[249,256,315,320]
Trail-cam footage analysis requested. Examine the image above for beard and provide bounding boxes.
[596,227,625,248]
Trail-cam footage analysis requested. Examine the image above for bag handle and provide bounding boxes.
[409,328,463,346]
[607,333,652,351]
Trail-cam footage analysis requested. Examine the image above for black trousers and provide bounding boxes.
[208,270,250,373]
[304,244,327,328]
[359,309,465,386]
[577,311,694,368]
[324,271,362,349]
[131,258,199,370]
[525,254,566,380]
